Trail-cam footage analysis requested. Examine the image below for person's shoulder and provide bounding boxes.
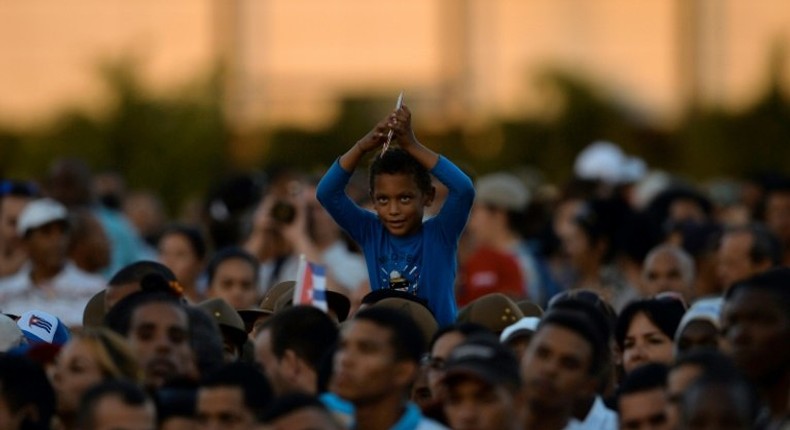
[57,263,106,290]
[415,417,449,430]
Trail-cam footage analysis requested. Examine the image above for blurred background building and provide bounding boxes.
[2,1,788,128]
[1,0,789,211]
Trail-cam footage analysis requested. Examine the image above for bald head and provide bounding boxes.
[641,244,695,298]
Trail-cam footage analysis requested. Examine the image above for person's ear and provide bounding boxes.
[282,349,301,379]
[393,360,418,388]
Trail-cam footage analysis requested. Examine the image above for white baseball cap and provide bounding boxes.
[16,198,68,236]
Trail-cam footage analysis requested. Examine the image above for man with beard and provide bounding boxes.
[721,267,790,428]
[105,286,195,390]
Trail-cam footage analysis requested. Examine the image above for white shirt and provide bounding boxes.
[570,396,618,430]
[0,262,105,326]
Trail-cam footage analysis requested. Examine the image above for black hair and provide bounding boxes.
[615,298,686,350]
[726,266,790,314]
[78,380,152,430]
[159,224,208,260]
[537,309,606,376]
[548,293,615,341]
[617,362,668,400]
[0,355,55,430]
[672,349,738,376]
[680,368,761,428]
[722,223,782,266]
[428,322,491,352]
[104,278,187,337]
[206,246,260,285]
[353,306,426,363]
[108,260,176,288]
[265,305,339,371]
[200,362,273,421]
[261,392,338,427]
[572,198,631,264]
[368,148,433,196]
[185,306,225,377]
[155,378,198,423]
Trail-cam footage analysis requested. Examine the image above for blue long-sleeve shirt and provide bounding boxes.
[317,156,474,326]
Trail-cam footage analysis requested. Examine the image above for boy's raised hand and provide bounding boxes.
[388,104,417,148]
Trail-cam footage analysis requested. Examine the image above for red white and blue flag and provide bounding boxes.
[293,255,328,312]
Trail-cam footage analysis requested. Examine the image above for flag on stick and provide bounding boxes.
[293,254,328,312]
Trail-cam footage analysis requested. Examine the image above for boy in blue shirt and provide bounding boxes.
[317,105,474,326]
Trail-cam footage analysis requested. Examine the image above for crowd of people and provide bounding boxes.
[0,105,788,430]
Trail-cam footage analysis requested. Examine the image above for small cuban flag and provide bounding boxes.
[293,254,328,312]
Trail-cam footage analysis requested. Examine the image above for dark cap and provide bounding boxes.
[82,289,107,328]
[442,336,521,388]
[197,298,248,347]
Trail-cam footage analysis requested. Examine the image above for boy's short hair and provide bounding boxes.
[369,148,433,195]
[265,305,339,371]
[617,362,668,398]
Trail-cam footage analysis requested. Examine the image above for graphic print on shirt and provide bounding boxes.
[378,251,421,295]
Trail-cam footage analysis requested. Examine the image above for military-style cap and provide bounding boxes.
[455,293,524,334]
[197,298,247,347]
[372,297,438,349]
[515,300,544,318]
[237,280,296,328]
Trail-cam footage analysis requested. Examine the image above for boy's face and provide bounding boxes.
[371,173,434,237]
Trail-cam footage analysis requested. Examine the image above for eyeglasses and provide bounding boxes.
[420,354,446,371]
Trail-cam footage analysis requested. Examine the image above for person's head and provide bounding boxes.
[196,363,273,430]
[195,298,248,362]
[424,323,491,399]
[0,354,55,430]
[155,379,198,430]
[254,305,338,396]
[521,310,604,415]
[331,306,425,405]
[717,223,780,289]
[0,180,37,253]
[368,148,435,237]
[68,208,111,274]
[721,267,790,384]
[52,327,141,417]
[441,336,523,430]
[467,172,529,241]
[184,306,225,379]
[763,185,790,245]
[617,363,670,430]
[77,380,156,430]
[678,371,760,430]
[641,244,695,299]
[157,224,207,288]
[259,393,343,430]
[104,288,193,389]
[106,261,177,310]
[674,297,723,356]
[616,297,686,374]
[207,247,260,310]
[46,157,94,208]
[17,198,70,272]
[666,350,739,429]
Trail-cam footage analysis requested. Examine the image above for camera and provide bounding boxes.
[270,201,296,224]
